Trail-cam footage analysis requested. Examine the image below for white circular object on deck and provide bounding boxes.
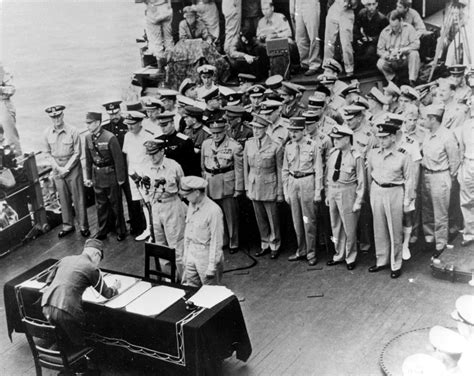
[429,325,467,355]
[402,353,446,376]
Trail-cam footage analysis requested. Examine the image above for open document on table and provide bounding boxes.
[82,273,139,304]
[187,286,234,309]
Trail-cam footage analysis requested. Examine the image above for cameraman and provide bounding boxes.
[143,140,187,280]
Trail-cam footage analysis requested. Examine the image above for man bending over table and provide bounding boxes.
[41,239,120,346]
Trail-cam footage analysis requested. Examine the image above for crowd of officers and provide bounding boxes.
[43,59,473,285]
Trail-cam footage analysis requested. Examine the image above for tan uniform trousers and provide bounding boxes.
[215,197,239,250]
[222,0,241,54]
[328,182,359,264]
[252,200,281,251]
[53,162,88,231]
[182,244,223,288]
[288,176,317,259]
[421,170,451,251]
[370,183,403,271]
[323,6,354,73]
[376,51,420,82]
[146,20,173,58]
[151,196,187,279]
[459,159,474,241]
[295,1,321,71]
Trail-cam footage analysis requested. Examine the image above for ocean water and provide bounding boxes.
[1,0,145,153]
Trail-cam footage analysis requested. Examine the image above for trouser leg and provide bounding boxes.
[0,100,21,154]
[67,164,89,230]
[323,7,339,62]
[449,177,463,236]
[53,174,74,230]
[385,186,404,271]
[223,1,241,54]
[300,177,317,260]
[108,183,126,235]
[264,201,281,251]
[94,186,109,237]
[459,162,474,240]
[162,198,187,279]
[377,58,396,82]
[288,179,307,256]
[339,185,359,264]
[431,172,451,251]
[371,183,390,267]
[329,190,345,262]
[253,200,271,250]
[421,171,435,243]
[339,10,354,73]
[221,197,239,249]
[295,14,310,67]
[407,50,420,81]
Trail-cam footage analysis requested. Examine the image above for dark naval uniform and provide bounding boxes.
[85,129,127,238]
[102,116,144,235]
[156,130,198,176]
[280,100,306,119]
[229,122,253,147]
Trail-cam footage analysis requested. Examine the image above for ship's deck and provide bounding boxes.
[1,205,472,376]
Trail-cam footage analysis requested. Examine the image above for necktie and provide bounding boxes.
[332,150,342,182]
[294,143,300,171]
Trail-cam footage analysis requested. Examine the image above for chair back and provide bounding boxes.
[144,242,177,283]
[22,317,71,372]
[22,317,92,375]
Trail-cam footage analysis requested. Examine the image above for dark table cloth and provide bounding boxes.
[4,259,252,376]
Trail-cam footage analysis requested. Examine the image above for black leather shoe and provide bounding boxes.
[229,248,239,254]
[308,257,318,266]
[391,269,402,279]
[432,247,446,259]
[58,227,75,238]
[346,262,356,270]
[255,248,270,257]
[80,229,91,238]
[270,251,279,259]
[461,239,474,247]
[326,260,343,266]
[368,265,387,273]
[94,233,107,240]
[288,254,306,262]
[116,234,127,242]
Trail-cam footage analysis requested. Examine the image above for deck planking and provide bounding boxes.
[1,206,472,376]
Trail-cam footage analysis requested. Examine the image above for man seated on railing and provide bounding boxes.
[179,5,213,44]
[354,0,388,69]
[376,10,420,87]
[395,0,426,39]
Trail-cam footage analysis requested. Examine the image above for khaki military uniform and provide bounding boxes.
[267,118,290,145]
[280,100,306,119]
[282,137,323,260]
[183,196,225,287]
[201,135,244,249]
[318,115,339,137]
[454,83,472,104]
[421,126,461,251]
[326,147,365,264]
[367,146,413,271]
[244,135,283,251]
[44,125,88,232]
[85,129,126,237]
[145,157,187,279]
[229,122,253,147]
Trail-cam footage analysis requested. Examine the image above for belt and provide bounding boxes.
[423,167,449,174]
[329,181,357,189]
[289,171,315,179]
[373,179,402,188]
[205,166,233,175]
[93,163,114,168]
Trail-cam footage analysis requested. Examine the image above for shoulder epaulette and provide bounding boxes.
[350,147,362,159]
[145,129,154,136]
[101,119,111,126]
[203,126,212,135]
[176,132,189,140]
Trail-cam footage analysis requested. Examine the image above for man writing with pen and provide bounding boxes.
[41,239,121,347]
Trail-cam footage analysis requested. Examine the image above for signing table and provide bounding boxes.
[4,259,252,376]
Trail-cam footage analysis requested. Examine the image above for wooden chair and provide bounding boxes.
[144,242,177,283]
[22,317,93,376]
